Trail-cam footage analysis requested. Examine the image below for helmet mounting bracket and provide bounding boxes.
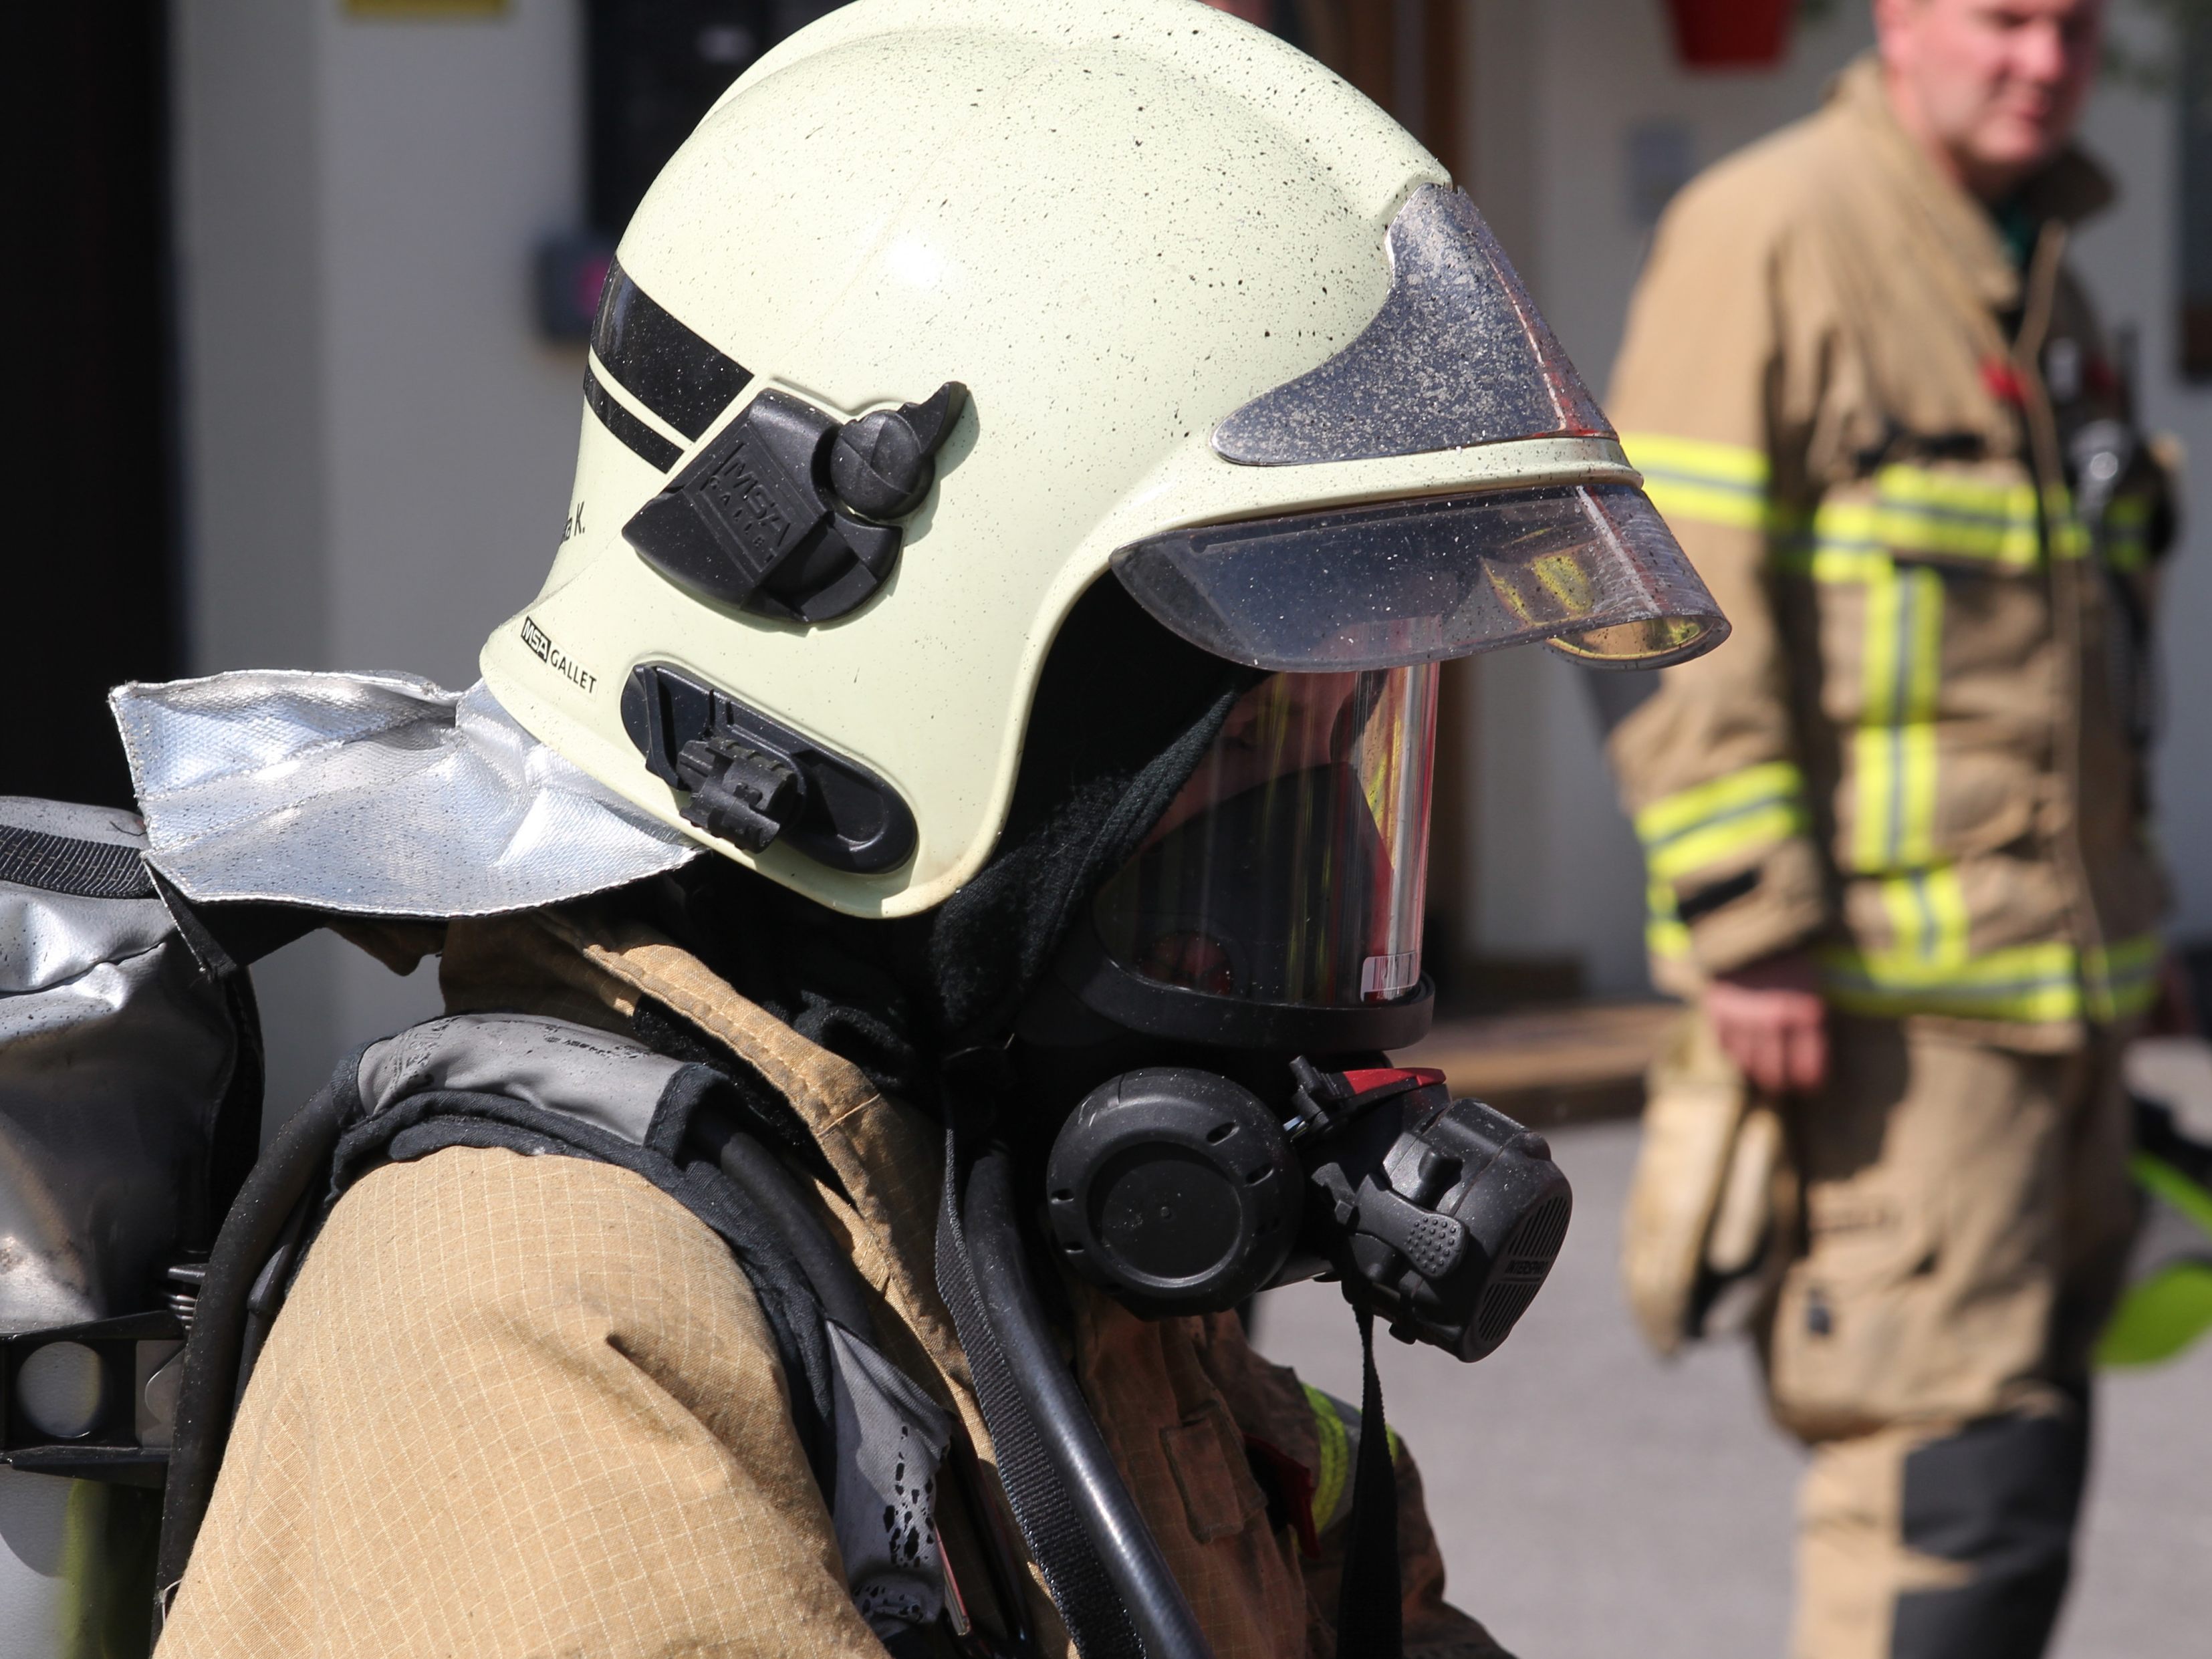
[621,384,966,625]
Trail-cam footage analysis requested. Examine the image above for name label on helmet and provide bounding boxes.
[521,615,597,696]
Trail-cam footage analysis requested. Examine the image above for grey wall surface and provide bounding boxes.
[171,0,588,1115]
[2074,5,2212,940]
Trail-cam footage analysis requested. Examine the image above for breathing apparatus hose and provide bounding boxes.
[154,1081,347,1611]
[962,1143,1217,1659]
[710,1120,880,1337]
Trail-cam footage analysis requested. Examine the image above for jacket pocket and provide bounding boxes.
[1159,1399,1269,1543]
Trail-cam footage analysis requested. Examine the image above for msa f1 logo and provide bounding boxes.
[520,615,597,696]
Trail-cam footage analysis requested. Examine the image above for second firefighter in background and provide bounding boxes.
[1603,3,2177,1659]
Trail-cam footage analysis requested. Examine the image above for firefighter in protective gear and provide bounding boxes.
[143,3,1725,1655]
[1604,3,2177,1656]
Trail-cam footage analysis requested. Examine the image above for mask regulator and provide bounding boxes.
[1043,1057,1571,1360]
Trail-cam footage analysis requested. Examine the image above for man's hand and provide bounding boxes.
[1704,951,1828,1096]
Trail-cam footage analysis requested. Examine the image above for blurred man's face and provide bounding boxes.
[1874,0,2104,199]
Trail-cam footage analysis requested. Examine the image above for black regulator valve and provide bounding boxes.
[1296,1061,1572,1362]
[1045,1067,1302,1317]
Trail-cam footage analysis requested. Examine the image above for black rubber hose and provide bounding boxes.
[711,1122,879,1337]
[963,1145,1215,1659]
[154,1083,346,1601]
[232,1188,314,1406]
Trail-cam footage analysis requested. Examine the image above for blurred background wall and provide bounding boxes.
[18,0,2212,1110]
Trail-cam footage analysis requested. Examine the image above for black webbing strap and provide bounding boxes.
[936,1124,1144,1659]
[0,823,156,900]
[1334,1305,1404,1659]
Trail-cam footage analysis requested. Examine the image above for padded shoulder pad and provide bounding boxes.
[357,1013,689,1150]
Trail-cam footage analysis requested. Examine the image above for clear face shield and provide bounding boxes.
[1091,665,1437,1013]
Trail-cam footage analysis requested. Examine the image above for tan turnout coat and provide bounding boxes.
[1605,56,2175,1045]
[157,904,1503,1658]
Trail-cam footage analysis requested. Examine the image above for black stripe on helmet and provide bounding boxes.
[590,258,753,440]
[584,364,683,473]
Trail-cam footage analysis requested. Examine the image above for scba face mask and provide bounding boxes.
[1027,662,1570,1361]
[1095,666,1437,1019]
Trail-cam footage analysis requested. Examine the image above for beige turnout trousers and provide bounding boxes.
[1753,1016,2136,1659]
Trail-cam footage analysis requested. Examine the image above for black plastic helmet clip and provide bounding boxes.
[622,382,966,624]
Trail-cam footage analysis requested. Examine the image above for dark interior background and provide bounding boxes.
[5,3,181,808]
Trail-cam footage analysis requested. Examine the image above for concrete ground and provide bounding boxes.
[1250,1106,2212,1659]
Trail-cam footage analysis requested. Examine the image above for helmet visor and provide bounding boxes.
[1110,481,1727,674]
[1212,184,1611,467]
[1092,664,1437,1011]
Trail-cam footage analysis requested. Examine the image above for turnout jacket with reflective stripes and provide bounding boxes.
[1603,54,2176,1043]
[160,904,1504,1658]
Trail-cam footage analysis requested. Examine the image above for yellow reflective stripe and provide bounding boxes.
[1876,867,1971,969]
[1645,916,1690,969]
[1646,876,1692,961]
[1824,925,2161,1025]
[2085,932,2163,1023]
[1624,433,1769,487]
[1634,761,1804,845]
[1622,432,1776,531]
[1635,763,1810,885]
[1819,937,2084,1023]
[1808,469,2079,571]
[1771,541,1888,583]
[1302,1384,1401,1534]
[1873,465,2046,567]
[1848,561,1945,874]
[2106,497,2155,573]
[1644,804,1808,883]
[1303,1383,1350,1530]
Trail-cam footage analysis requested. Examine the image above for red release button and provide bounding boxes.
[1338,1066,1447,1096]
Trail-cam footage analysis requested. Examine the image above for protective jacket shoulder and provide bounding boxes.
[158,905,1509,1658]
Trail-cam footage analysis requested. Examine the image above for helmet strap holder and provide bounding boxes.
[622,384,965,626]
[622,662,918,873]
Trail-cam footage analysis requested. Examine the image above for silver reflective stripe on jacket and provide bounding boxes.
[112,671,697,918]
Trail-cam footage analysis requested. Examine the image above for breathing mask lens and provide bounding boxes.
[1091,664,1437,1011]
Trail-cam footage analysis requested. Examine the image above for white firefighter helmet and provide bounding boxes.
[479,0,1725,923]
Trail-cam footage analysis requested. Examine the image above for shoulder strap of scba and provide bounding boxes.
[150,1008,961,1650]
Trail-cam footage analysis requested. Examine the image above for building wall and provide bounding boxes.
[2073,7,2212,942]
[172,0,587,1114]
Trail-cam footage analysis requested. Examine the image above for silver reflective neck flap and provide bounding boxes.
[1211,184,1613,466]
[111,671,697,917]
